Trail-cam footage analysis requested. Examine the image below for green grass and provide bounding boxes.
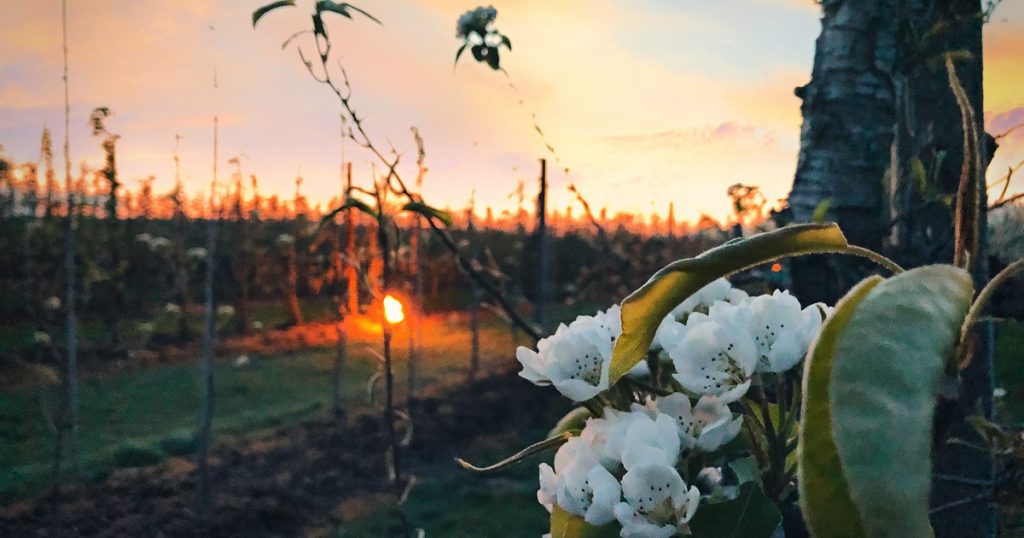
[0,312,540,505]
[340,428,552,537]
[995,320,1024,423]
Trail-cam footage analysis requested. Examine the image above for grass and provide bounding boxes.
[340,428,551,537]
[994,320,1024,423]
[0,311,538,505]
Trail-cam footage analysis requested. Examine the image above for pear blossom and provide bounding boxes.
[613,464,701,538]
[668,319,757,402]
[44,296,61,311]
[539,437,622,525]
[654,279,745,352]
[517,311,616,401]
[187,247,207,259]
[148,236,171,250]
[217,305,236,317]
[669,278,748,321]
[580,408,643,470]
[163,302,181,314]
[620,413,681,470]
[655,393,742,452]
[740,290,828,373]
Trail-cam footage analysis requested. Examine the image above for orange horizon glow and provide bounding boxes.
[1,1,1021,222]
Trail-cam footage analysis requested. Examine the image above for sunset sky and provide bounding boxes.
[1,0,1022,222]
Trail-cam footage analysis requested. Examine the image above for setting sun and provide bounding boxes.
[383,294,405,325]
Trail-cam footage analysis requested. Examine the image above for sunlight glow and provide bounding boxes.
[383,294,405,325]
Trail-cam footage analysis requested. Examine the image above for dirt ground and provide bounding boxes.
[0,368,569,537]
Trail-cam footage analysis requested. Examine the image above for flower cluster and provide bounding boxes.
[517,278,832,537]
[540,393,741,537]
[455,5,510,70]
[657,281,830,402]
[135,232,170,251]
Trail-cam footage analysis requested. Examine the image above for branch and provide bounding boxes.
[296,30,541,343]
[988,192,1024,211]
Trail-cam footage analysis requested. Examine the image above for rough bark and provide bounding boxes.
[789,0,898,304]
[888,2,996,535]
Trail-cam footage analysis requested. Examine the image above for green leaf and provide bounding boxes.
[501,34,512,50]
[319,197,378,230]
[312,13,327,40]
[252,0,296,27]
[609,223,850,382]
[315,1,382,24]
[811,198,832,223]
[454,43,468,66]
[547,407,591,438]
[830,265,973,538]
[911,158,928,195]
[550,506,619,538]
[688,482,781,538]
[728,456,760,485]
[798,276,882,538]
[402,201,453,226]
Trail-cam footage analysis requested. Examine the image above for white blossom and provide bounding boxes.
[163,302,181,314]
[580,408,643,471]
[737,290,828,373]
[516,310,617,402]
[540,437,622,526]
[149,237,171,250]
[654,278,745,352]
[613,464,701,538]
[655,393,742,452]
[668,319,757,402]
[670,278,748,321]
[620,412,681,470]
[217,305,236,317]
[187,247,207,259]
[44,296,61,311]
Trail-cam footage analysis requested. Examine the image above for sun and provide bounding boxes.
[383,294,405,325]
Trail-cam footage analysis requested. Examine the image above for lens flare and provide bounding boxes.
[383,294,405,324]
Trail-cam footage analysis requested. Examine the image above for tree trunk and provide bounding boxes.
[345,163,359,315]
[789,0,898,304]
[284,242,303,326]
[888,2,995,535]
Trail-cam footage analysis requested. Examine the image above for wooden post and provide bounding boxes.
[534,158,548,328]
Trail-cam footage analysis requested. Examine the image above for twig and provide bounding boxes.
[988,192,1024,211]
[929,491,992,515]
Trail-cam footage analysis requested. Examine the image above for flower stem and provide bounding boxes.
[957,258,1024,370]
